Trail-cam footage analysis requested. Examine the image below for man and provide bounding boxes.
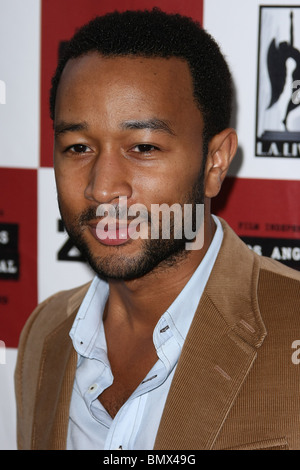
[15,9,300,450]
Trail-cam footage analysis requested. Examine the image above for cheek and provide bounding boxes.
[55,164,86,199]
[132,170,197,207]
[131,172,168,205]
[55,175,86,224]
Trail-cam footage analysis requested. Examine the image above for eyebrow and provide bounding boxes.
[54,121,89,137]
[120,118,176,136]
[54,117,176,137]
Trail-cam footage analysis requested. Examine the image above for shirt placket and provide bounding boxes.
[103,317,178,450]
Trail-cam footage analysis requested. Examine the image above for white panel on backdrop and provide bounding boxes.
[0,348,17,450]
[204,0,300,180]
[38,168,94,303]
[0,0,40,168]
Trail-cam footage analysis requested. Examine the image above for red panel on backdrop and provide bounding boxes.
[40,0,203,168]
[213,177,300,239]
[0,168,37,348]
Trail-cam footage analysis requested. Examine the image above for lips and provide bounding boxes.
[88,220,134,246]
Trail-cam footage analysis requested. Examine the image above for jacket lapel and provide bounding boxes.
[154,219,267,450]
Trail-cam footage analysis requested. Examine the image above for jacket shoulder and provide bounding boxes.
[259,254,300,281]
[257,255,300,317]
[18,282,91,348]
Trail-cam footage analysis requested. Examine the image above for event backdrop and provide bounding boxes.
[0,0,299,449]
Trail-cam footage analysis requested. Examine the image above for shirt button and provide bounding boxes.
[160,325,170,333]
[88,383,98,393]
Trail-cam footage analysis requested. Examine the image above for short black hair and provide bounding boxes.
[49,8,233,145]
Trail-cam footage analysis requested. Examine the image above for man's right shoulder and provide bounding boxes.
[18,281,92,348]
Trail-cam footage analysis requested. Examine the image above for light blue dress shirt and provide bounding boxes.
[67,215,223,450]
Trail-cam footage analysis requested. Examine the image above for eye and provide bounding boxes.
[130,144,160,155]
[64,144,92,155]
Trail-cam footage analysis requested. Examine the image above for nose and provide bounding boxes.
[84,149,132,205]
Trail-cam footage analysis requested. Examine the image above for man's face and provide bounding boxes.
[53,53,205,281]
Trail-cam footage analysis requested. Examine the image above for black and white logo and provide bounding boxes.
[256,6,300,158]
[0,223,19,280]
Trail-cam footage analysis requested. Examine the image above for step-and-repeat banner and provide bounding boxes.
[0,0,299,449]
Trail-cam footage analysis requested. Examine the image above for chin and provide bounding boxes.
[76,235,188,282]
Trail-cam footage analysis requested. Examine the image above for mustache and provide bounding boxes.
[78,204,151,226]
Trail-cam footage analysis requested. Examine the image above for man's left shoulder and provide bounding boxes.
[259,254,300,282]
[256,255,300,322]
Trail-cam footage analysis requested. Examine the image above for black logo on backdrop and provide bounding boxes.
[57,219,85,262]
[256,7,300,157]
[0,223,19,280]
[244,236,300,271]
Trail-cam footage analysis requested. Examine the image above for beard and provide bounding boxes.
[58,175,204,282]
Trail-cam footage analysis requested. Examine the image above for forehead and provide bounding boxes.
[55,53,202,129]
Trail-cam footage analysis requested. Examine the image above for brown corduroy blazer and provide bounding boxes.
[15,219,300,450]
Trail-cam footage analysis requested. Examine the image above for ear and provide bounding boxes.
[204,128,238,198]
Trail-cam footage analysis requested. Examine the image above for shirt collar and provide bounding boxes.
[69,276,109,358]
